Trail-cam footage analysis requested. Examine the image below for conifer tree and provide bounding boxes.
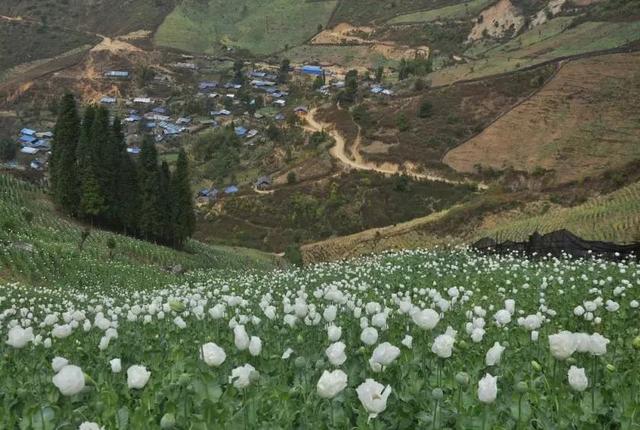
[51,93,81,215]
[118,154,140,236]
[171,149,195,248]
[91,106,118,224]
[138,136,162,241]
[158,161,174,244]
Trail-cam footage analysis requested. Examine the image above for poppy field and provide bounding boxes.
[1,249,639,429]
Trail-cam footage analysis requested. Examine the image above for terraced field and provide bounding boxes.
[388,0,494,24]
[430,19,640,85]
[476,181,640,244]
[155,0,337,55]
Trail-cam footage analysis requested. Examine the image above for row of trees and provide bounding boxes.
[50,94,195,249]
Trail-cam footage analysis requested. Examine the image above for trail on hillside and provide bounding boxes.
[305,108,481,187]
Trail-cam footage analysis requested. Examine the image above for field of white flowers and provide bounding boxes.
[1,249,639,429]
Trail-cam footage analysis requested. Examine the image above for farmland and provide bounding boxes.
[475,180,640,244]
[388,0,494,24]
[0,175,277,288]
[430,19,640,86]
[444,51,640,184]
[155,0,337,55]
[1,242,639,428]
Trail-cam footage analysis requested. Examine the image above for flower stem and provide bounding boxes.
[482,405,488,430]
[591,355,597,412]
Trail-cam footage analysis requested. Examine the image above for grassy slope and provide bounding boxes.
[475,181,640,244]
[431,18,640,85]
[301,178,640,262]
[155,0,337,55]
[0,0,176,36]
[0,175,278,288]
[329,0,468,25]
[388,0,494,23]
[360,63,555,167]
[0,21,97,76]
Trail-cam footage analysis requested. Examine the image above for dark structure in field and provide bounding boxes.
[472,229,640,260]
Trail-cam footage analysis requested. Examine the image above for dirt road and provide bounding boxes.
[305,108,484,188]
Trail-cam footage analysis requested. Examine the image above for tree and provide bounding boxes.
[396,112,410,131]
[51,93,81,215]
[312,75,324,90]
[79,170,107,223]
[418,99,433,118]
[138,136,162,241]
[106,237,116,260]
[338,69,358,104]
[158,161,174,244]
[0,138,16,162]
[277,59,290,84]
[287,171,297,184]
[117,153,140,235]
[375,66,384,83]
[171,150,196,248]
[233,59,245,85]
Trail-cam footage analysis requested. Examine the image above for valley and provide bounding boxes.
[0,0,639,261]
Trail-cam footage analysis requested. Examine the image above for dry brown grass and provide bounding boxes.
[444,52,640,184]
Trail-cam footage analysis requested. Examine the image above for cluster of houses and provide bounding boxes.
[14,128,52,171]
[196,184,239,203]
[196,175,273,203]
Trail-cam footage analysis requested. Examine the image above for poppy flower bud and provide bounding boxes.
[160,413,176,429]
[531,360,542,372]
[432,388,444,400]
[632,336,640,350]
[455,372,470,386]
[515,381,528,393]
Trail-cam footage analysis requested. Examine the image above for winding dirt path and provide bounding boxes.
[305,108,484,188]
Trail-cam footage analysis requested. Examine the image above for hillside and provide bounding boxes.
[155,0,337,55]
[0,174,278,288]
[301,178,640,263]
[444,51,640,184]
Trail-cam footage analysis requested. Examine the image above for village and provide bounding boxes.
[3,53,397,206]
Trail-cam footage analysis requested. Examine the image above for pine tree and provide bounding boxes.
[113,116,140,235]
[171,149,196,248]
[158,161,174,245]
[91,106,117,224]
[51,93,81,215]
[138,136,162,241]
[117,154,140,236]
[79,170,107,223]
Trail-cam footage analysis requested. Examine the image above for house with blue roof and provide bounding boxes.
[104,71,130,79]
[20,128,36,136]
[234,126,248,137]
[224,185,239,195]
[301,65,323,76]
[19,135,37,144]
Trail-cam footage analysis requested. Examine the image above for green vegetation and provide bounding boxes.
[50,95,196,249]
[203,171,473,251]
[0,0,176,36]
[389,0,493,24]
[0,138,16,162]
[0,21,97,75]
[155,0,337,55]
[0,174,277,288]
[330,0,467,25]
[432,19,640,85]
[398,57,433,80]
[284,44,394,69]
[477,181,640,244]
[363,64,555,166]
